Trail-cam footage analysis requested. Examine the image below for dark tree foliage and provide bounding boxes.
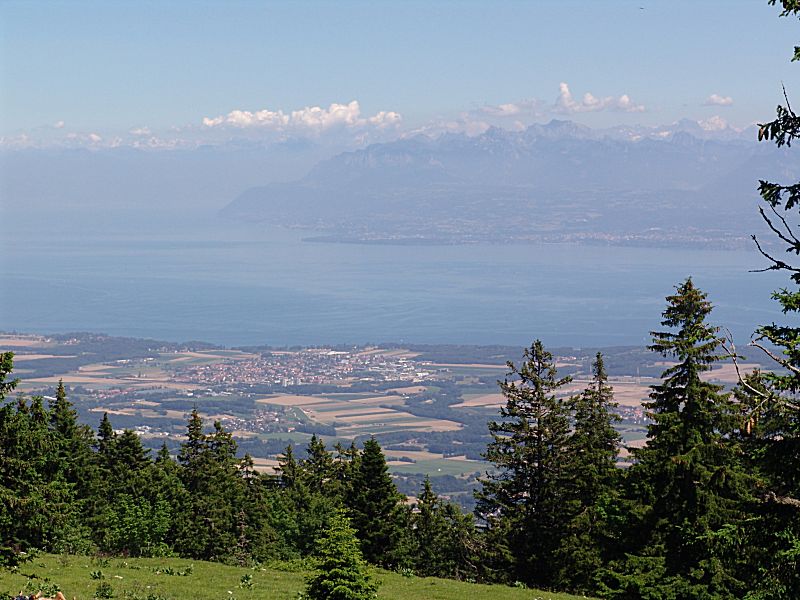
[0,357,93,564]
[174,414,245,561]
[304,510,378,600]
[346,437,405,568]
[555,353,622,592]
[302,434,339,496]
[409,477,478,580]
[475,340,572,587]
[602,279,752,599]
[277,442,339,557]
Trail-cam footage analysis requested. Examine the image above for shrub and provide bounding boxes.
[304,511,378,600]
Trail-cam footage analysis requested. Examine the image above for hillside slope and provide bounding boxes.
[0,554,592,600]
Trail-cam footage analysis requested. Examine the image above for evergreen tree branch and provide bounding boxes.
[720,330,772,402]
[749,336,800,376]
[760,204,800,248]
[750,235,800,272]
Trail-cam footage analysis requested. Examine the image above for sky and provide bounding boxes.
[1,0,799,149]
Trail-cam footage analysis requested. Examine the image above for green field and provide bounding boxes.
[388,458,484,477]
[0,554,591,600]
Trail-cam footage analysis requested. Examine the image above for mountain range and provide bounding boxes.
[221,119,797,248]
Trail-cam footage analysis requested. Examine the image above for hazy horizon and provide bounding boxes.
[1,0,797,349]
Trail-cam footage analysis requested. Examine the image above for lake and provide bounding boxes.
[0,221,789,349]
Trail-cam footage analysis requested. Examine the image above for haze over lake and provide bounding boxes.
[1,221,784,348]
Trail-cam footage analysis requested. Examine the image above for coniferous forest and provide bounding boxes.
[3,3,800,599]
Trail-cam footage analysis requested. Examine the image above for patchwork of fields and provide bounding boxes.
[257,392,462,436]
[2,331,762,488]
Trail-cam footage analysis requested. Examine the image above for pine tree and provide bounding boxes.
[275,443,337,556]
[605,279,751,598]
[150,441,187,555]
[475,340,572,587]
[410,477,477,579]
[333,441,360,494]
[304,510,378,600]
[278,444,300,489]
[108,429,151,496]
[178,408,205,490]
[175,409,242,559]
[346,437,405,567]
[50,379,76,439]
[302,435,338,496]
[411,477,448,576]
[96,412,116,459]
[45,380,97,552]
[556,352,621,592]
[47,380,96,491]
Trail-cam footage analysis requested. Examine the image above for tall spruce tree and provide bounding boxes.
[277,443,338,557]
[475,340,572,587]
[605,279,750,598]
[556,352,622,593]
[48,380,95,489]
[346,437,405,567]
[174,411,246,560]
[302,434,338,497]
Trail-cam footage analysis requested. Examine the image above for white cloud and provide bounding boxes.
[131,135,189,149]
[405,115,491,138]
[88,133,102,143]
[479,99,544,119]
[53,120,65,129]
[367,110,402,128]
[291,101,360,128]
[704,94,733,107]
[482,103,522,117]
[699,115,728,131]
[554,82,645,114]
[202,100,401,134]
[129,126,152,136]
[0,133,32,148]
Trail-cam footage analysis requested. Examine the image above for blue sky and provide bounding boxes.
[2,0,799,146]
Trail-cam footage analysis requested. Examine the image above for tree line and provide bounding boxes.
[0,364,476,580]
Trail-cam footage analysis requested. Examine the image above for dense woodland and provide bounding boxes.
[4,3,800,599]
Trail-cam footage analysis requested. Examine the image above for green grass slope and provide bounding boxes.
[0,554,592,600]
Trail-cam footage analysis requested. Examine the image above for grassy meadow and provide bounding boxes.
[0,554,592,600]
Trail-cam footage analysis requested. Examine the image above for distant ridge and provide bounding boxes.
[221,120,795,248]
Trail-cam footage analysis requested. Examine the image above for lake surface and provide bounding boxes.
[0,222,789,348]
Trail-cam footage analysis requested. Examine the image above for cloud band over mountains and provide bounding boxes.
[201,100,402,133]
[2,84,745,150]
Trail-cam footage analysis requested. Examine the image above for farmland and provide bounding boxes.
[0,331,766,506]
